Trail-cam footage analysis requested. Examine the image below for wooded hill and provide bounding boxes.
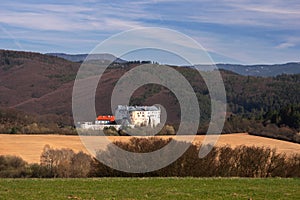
[0,49,299,142]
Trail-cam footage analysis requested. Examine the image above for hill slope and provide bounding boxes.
[0,49,300,142]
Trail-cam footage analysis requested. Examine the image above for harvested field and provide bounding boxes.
[0,133,299,163]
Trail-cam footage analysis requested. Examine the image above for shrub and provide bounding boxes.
[157,125,176,135]
[39,145,93,178]
[103,126,119,136]
[0,155,28,178]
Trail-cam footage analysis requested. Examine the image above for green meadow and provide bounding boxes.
[0,178,299,200]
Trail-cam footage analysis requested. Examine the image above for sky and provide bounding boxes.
[0,0,299,64]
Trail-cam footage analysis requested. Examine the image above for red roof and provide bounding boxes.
[96,115,115,121]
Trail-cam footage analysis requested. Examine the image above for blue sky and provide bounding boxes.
[0,0,299,64]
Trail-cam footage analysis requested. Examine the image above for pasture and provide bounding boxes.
[0,178,299,199]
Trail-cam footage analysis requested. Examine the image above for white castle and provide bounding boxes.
[115,105,161,127]
[80,105,161,130]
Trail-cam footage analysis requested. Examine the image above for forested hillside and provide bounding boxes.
[0,50,299,142]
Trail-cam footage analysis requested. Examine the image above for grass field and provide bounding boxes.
[0,178,299,199]
[1,133,300,163]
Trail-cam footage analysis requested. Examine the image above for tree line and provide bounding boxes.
[1,138,299,178]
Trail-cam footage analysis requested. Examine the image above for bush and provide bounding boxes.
[157,125,176,135]
[103,126,119,136]
[0,155,28,178]
[249,123,300,143]
[39,145,93,178]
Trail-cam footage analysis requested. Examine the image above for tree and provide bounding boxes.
[71,151,92,177]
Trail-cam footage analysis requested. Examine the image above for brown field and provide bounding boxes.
[0,133,299,163]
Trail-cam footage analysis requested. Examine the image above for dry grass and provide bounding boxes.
[0,133,299,163]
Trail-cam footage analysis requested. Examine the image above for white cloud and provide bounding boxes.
[142,0,300,29]
[2,1,299,32]
[0,2,148,32]
[242,6,300,15]
[0,0,299,63]
[276,42,295,49]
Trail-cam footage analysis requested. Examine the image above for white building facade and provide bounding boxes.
[80,122,121,130]
[115,105,161,127]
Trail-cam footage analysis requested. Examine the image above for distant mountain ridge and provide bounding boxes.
[47,53,300,77]
[216,62,300,77]
[46,53,127,63]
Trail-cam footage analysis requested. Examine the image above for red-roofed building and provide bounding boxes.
[95,115,115,125]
